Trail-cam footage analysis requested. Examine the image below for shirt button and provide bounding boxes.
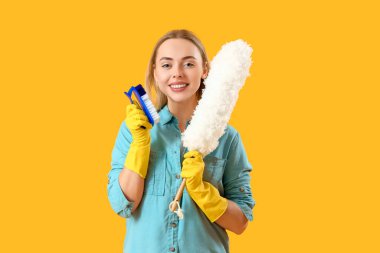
[169,247,176,252]
[170,223,177,228]
[239,187,245,192]
[176,174,181,179]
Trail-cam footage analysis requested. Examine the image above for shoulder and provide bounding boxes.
[221,124,240,143]
[208,124,242,157]
[115,120,132,142]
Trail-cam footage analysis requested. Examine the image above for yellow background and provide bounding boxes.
[1,0,379,252]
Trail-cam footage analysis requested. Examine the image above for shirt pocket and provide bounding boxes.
[144,150,166,196]
[203,156,226,190]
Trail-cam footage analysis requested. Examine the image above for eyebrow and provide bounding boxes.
[159,56,197,61]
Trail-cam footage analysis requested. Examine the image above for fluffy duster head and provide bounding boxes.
[182,39,253,156]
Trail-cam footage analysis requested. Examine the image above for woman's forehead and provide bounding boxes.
[157,39,201,60]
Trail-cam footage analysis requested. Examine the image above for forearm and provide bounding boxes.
[118,167,145,213]
[215,199,248,235]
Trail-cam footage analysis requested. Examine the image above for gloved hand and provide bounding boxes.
[180,150,228,222]
[124,103,152,179]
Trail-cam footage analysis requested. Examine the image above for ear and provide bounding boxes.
[202,65,208,79]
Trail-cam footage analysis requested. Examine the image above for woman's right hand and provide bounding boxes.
[125,103,152,145]
[124,103,152,179]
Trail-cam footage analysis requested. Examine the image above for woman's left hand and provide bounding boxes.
[180,150,228,222]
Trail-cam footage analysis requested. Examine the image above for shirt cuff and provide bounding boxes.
[236,196,255,221]
[107,172,135,218]
[238,202,254,221]
[225,185,255,222]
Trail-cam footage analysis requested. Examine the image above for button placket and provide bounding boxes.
[168,213,179,253]
[167,133,180,252]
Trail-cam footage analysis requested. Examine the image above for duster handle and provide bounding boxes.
[170,179,186,212]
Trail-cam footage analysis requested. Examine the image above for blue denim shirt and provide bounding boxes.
[107,105,255,253]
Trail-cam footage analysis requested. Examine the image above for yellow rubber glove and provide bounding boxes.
[180,150,228,222]
[124,103,152,179]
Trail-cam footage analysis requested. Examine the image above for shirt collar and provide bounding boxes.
[159,104,175,125]
[158,104,191,127]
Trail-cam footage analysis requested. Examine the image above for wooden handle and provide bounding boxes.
[170,179,186,212]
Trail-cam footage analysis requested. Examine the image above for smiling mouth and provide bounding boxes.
[169,83,189,88]
[169,83,189,92]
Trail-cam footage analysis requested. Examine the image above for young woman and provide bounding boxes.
[107,29,255,253]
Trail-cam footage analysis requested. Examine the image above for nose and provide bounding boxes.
[172,64,183,78]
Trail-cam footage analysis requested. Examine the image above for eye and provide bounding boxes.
[161,64,170,68]
[185,62,195,67]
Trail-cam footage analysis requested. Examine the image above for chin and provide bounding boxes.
[168,96,191,104]
[167,93,197,104]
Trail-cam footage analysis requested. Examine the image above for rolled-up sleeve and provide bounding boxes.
[223,132,255,221]
[107,121,135,218]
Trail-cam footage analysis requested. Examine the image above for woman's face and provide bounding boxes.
[154,38,207,104]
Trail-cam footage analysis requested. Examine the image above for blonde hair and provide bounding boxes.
[145,29,210,111]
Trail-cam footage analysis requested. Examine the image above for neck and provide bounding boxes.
[167,95,198,132]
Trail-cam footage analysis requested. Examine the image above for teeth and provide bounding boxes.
[171,84,188,89]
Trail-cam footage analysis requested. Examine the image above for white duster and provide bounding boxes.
[169,39,253,218]
[182,39,253,156]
